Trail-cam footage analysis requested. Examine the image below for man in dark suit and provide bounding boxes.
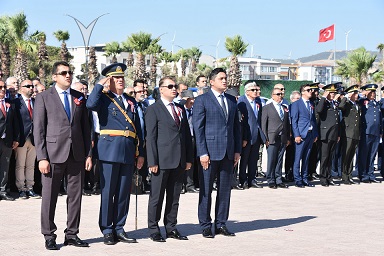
[316,83,341,187]
[237,81,265,188]
[357,84,382,183]
[338,85,361,185]
[34,61,92,250]
[0,80,19,201]
[86,63,144,245]
[14,79,40,199]
[290,84,319,188]
[261,88,290,189]
[146,76,193,242]
[193,68,242,238]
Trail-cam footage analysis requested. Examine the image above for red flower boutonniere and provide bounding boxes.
[363,100,369,106]
[256,103,260,110]
[311,105,314,110]
[176,106,182,117]
[5,102,10,109]
[127,100,135,112]
[284,107,289,113]
[74,96,84,106]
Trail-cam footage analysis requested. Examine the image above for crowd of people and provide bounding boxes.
[0,62,383,250]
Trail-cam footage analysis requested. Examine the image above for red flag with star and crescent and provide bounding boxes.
[318,24,334,42]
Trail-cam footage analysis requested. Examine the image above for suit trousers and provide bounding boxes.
[198,157,233,230]
[184,137,196,189]
[41,150,84,240]
[378,142,384,177]
[239,141,260,185]
[266,136,286,185]
[99,161,133,235]
[0,138,12,194]
[293,131,315,184]
[284,139,295,180]
[341,137,359,181]
[147,167,184,234]
[319,139,337,183]
[358,134,379,181]
[15,137,36,191]
[308,140,321,176]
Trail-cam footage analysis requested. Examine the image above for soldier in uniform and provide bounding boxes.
[357,84,382,183]
[316,83,341,186]
[338,85,361,184]
[86,63,145,245]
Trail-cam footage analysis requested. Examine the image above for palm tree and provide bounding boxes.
[103,41,121,63]
[53,30,70,62]
[225,35,248,88]
[147,43,163,88]
[8,12,37,82]
[159,51,173,77]
[177,49,189,77]
[188,46,202,73]
[0,15,12,80]
[34,31,48,84]
[121,40,134,67]
[88,46,99,90]
[127,32,160,80]
[172,53,180,76]
[335,47,376,86]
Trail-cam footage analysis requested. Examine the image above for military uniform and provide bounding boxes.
[357,84,382,183]
[308,82,321,180]
[316,83,340,186]
[338,85,361,184]
[86,63,144,243]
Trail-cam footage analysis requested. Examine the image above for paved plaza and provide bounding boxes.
[1,174,384,256]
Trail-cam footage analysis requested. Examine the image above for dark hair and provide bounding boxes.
[176,83,188,90]
[52,61,70,75]
[152,87,160,101]
[209,68,226,81]
[133,79,146,87]
[196,74,206,83]
[300,84,311,93]
[79,79,88,87]
[159,76,176,87]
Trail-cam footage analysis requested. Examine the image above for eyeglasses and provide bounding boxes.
[135,90,145,93]
[0,86,6,90]
[248,88,260,92]
[274,93,283,96]
[304,88,313,92]
[22,84,34,89]
[127,91,134,96]
[161,84,177,89]
[56,70,74,76]
[276,88,285,91]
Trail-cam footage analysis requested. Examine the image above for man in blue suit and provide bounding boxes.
[87,63,145,245]
[237,81,265,188]
[290,84,319,188]
[193,68,242,238]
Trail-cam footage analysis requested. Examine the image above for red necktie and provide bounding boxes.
[170,103,180,127]
[27,99,33,119]
[0,100,6,117]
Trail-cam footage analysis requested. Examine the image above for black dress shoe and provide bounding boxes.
[0,193,15,201]
[202,228,214,238]
[321,183,329,187]
[240,182,248,189]
[186,187,199,193]
[257,171,266,177]
[250,180,263,188]
[232,185,244,190]
[116,232,137,243]
[103,233,116,245]
[45,238,59,250]
[19,191,28,199]
[268,183,277,189]
[27,190,41,198]
[348,179,357,184]
[303,181,315,187]
[150,232,166,242]
[215,226,235,236]
[82,190,92,196]
[64,236,89,247]
[370,179,381,183]
[166,229,188,240]
[180,185,186,194]
[312,173,320,180]
[328,180,340,186]
[295,182,305,188]
[362,180,371,183]
[277,183,288,188]
[343,180,352,185]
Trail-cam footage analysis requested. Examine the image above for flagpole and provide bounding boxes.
[334,24,336,82]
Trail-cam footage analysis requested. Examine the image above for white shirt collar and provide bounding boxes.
[211,88,224,98]
[55,85,70,94]
[161,97,174,106]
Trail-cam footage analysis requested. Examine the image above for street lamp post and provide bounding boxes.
[345,29,352,51]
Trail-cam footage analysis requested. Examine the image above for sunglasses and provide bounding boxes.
[161,84,177,89]
[248,88,260,92]
[56,70,74,76]
[22,84,34,89]
[0,86,6,90]
[274,93,283,96]
[304,89,313,92]
[135,90,145,93]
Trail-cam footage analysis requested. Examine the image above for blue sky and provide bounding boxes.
[1,0,383,60]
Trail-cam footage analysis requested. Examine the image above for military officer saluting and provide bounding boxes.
[87,63,145,245]
[316,83,341,186]
[357,84,382,183]
[338,85,361,184]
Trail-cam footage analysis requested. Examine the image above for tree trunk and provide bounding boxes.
[0,43,11,80]
[14,49,28,83]
[227,55,241,88]
[127,52,134,68]
[150,55,157,88]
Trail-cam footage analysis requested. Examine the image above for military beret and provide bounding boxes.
[361,83,378,91]
[344,84,359,93]
[101,63,127,77]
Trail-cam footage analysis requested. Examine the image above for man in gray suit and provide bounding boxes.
[34,61,92,250]
[261,89,290,188]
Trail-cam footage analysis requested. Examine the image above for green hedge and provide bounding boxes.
[239,80,313,100]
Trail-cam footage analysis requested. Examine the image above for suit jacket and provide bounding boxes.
[237,95,266,145]
[358,98,382,137]
[0,98,19,147]
[261,102,290,144]
[338,97,360,140]
[14,97,34,147]
[86,83,144,164]
[290,98,319,139]
[34,86,92,164]
[316,97,340,141]
[145,99,193,169]
[193,89,241,161]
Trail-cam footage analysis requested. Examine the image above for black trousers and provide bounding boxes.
[308,140,321,176]
[147,166,184,234]
[239,141,260,185]
[319,139,337,183]
[341,137,359,181]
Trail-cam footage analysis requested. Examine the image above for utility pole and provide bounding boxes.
[345,29,352,51]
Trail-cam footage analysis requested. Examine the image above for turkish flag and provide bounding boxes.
[318,24,335,42]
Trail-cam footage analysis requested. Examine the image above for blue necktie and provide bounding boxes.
[63,91,71,121]
[253,101,258,118]
[219,95,228,120]
[278,103,284,121]
[306,100,311,114]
